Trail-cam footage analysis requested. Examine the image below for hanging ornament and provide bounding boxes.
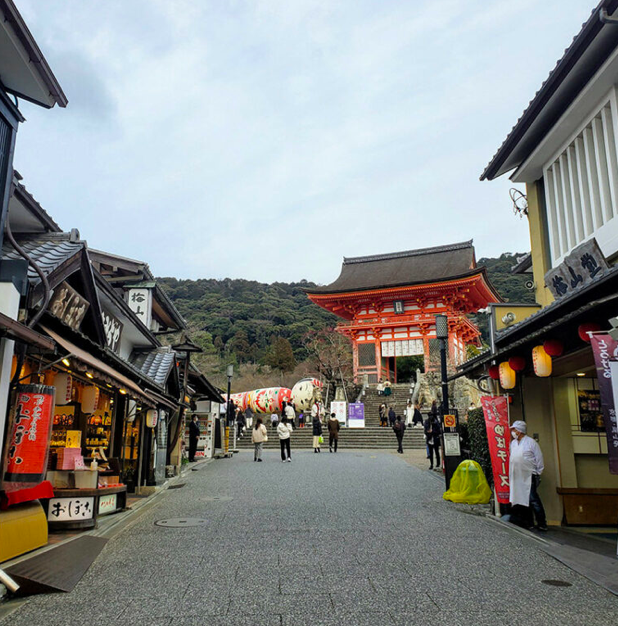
[55,372,73,405]
[543,339,564,357]
[81,385,100,414]
[532,345,552,377]
[146,409,159,428]
[499,362,516,389]
[488,365,500,380]
[578,323,600,342]
[508,356,526,372]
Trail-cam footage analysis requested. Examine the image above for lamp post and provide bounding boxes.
[226,365,235,454]
[435,314,461,489]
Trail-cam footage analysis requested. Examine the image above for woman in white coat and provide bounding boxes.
[251,417,268,462]
[277,416,293,462]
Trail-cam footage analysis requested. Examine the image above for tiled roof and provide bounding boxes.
[2,234,84,284]
[129,348,176,387]
[306,241,477,294]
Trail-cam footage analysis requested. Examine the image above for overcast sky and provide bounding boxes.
[13,0,594,284]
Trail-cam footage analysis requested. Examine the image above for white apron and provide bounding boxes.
[509,440,534,507]
[405,407,413,426]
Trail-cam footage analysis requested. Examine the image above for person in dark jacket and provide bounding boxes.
[312,413,323,453]
[327,413,340,453]
[236,410,246,439]
[393,415,406,453]
[424,408,442,470]
[412,403,424,427]
[188,415,200,462]
[388,406,397,427]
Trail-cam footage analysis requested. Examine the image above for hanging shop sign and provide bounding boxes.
[101,309,123,353]
[393,300,404,314]
[381,339,424,357]
[55,372,72,405]
[48,282,89,331]
[544,238,609,300]
[590,335,618,474]
[532,345,552,377]
[348,402,365,428]
[127,288,152,329]
[3,384,56,488]
[480,396,510,503]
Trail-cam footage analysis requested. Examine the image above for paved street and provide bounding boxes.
[3,450,618,626]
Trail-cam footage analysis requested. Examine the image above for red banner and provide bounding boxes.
[590,334,618,474]
[480,396,510,503]
[2,384,56,489]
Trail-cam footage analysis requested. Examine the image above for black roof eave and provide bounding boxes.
[481,0,618,181]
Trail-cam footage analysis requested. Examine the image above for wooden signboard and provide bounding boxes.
[49,282,89,331]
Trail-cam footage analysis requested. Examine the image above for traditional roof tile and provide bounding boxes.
[129,348,176,387]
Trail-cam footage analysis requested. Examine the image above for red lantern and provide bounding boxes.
[508,356,526,372]
[543,339,563,357]
[488,365,500,380]
[578,323,600,342]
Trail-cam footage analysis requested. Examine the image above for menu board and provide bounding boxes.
[578,390,604,432]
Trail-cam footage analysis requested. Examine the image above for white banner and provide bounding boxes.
[330,401,347,424]
[381,339,424,357]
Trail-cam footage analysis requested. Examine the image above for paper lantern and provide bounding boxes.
[488,365,500,380]
[508,356,526,372]
[55,373,73,405]
[532,345,552,377]
[578,323,600,342]
[543,339,563,357]
[499,362,516,389]
[146,409,158,428]
[126,400,137,422]
[81,385,100,414]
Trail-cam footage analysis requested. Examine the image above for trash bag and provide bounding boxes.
[443,459,492,504]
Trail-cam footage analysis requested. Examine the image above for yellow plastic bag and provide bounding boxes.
[443,459,492,505]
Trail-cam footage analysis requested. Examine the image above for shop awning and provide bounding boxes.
[148,387,179,411]
[40,326,155,406]
[0,312,54,350]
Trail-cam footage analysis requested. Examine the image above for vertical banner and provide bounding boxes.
[3,384,56,489]
[591,335,618,474]
[480,396,510,503]
[348,403,365,428]
[330,401,347,424]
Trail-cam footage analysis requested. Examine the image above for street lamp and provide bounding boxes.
[226,365,236,454]
[434,314,461,489]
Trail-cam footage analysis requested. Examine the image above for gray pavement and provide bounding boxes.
[2,449,618,625]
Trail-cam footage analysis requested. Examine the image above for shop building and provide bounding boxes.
[461,0,618,526]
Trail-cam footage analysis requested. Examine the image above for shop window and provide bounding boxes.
[575,377,604,433]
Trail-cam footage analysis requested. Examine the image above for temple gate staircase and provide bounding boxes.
[234,384,426,451]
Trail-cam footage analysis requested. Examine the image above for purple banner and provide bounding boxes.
[590,334,618,474]
[348,403,365,428]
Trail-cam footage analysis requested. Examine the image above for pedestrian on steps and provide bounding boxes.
[388,406,396,427]
[277,416,293,462]
[252,417,268,462]
[313,412,323,453]
[379,403,387,427]
[271,412,279,429]
[328,413,340,453]
[412,403,424,428]
[284,402,296,429]
[393,415,406,453]
[405,400,414,427]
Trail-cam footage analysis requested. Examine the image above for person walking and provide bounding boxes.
[393,415,406,453]
[388,406,397,428]
[244,405,254,429]
[271,412,279,430]
[376,380,384,396]
[285,402,296,429]
[509,420,547,531]
[379,403,387,427]
[277,415,293,462]
[412,403,424,428]
[236,409,246,439]
[424,409,442,470]
[251,417,268,462]
[188,415,200,462]
[404,400,414,428]
[327,413,340,453]
[313,412,323,453]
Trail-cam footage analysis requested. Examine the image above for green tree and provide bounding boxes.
[263,337,296,372]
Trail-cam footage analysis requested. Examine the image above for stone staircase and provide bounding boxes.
[234,385,426,451]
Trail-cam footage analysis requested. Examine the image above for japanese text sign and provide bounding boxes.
[591,334,618,474]
[48,281,90,331]
[545,238,608,300]
[348,403,365,428]
[48,497,94,522]
[102,309,123,352]
[3,384,56,488]
[480,396,510,503]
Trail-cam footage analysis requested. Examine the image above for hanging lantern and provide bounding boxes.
[543,339,564,357]
[81,385,100,414]
[488,365,500,380]
[126,399,137,422]
[532,345,552,377]
[508,356,526,372]
[578,323,600,342]
[55,372,73,405]
[146,409,158,428]
[499,362,516,389]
